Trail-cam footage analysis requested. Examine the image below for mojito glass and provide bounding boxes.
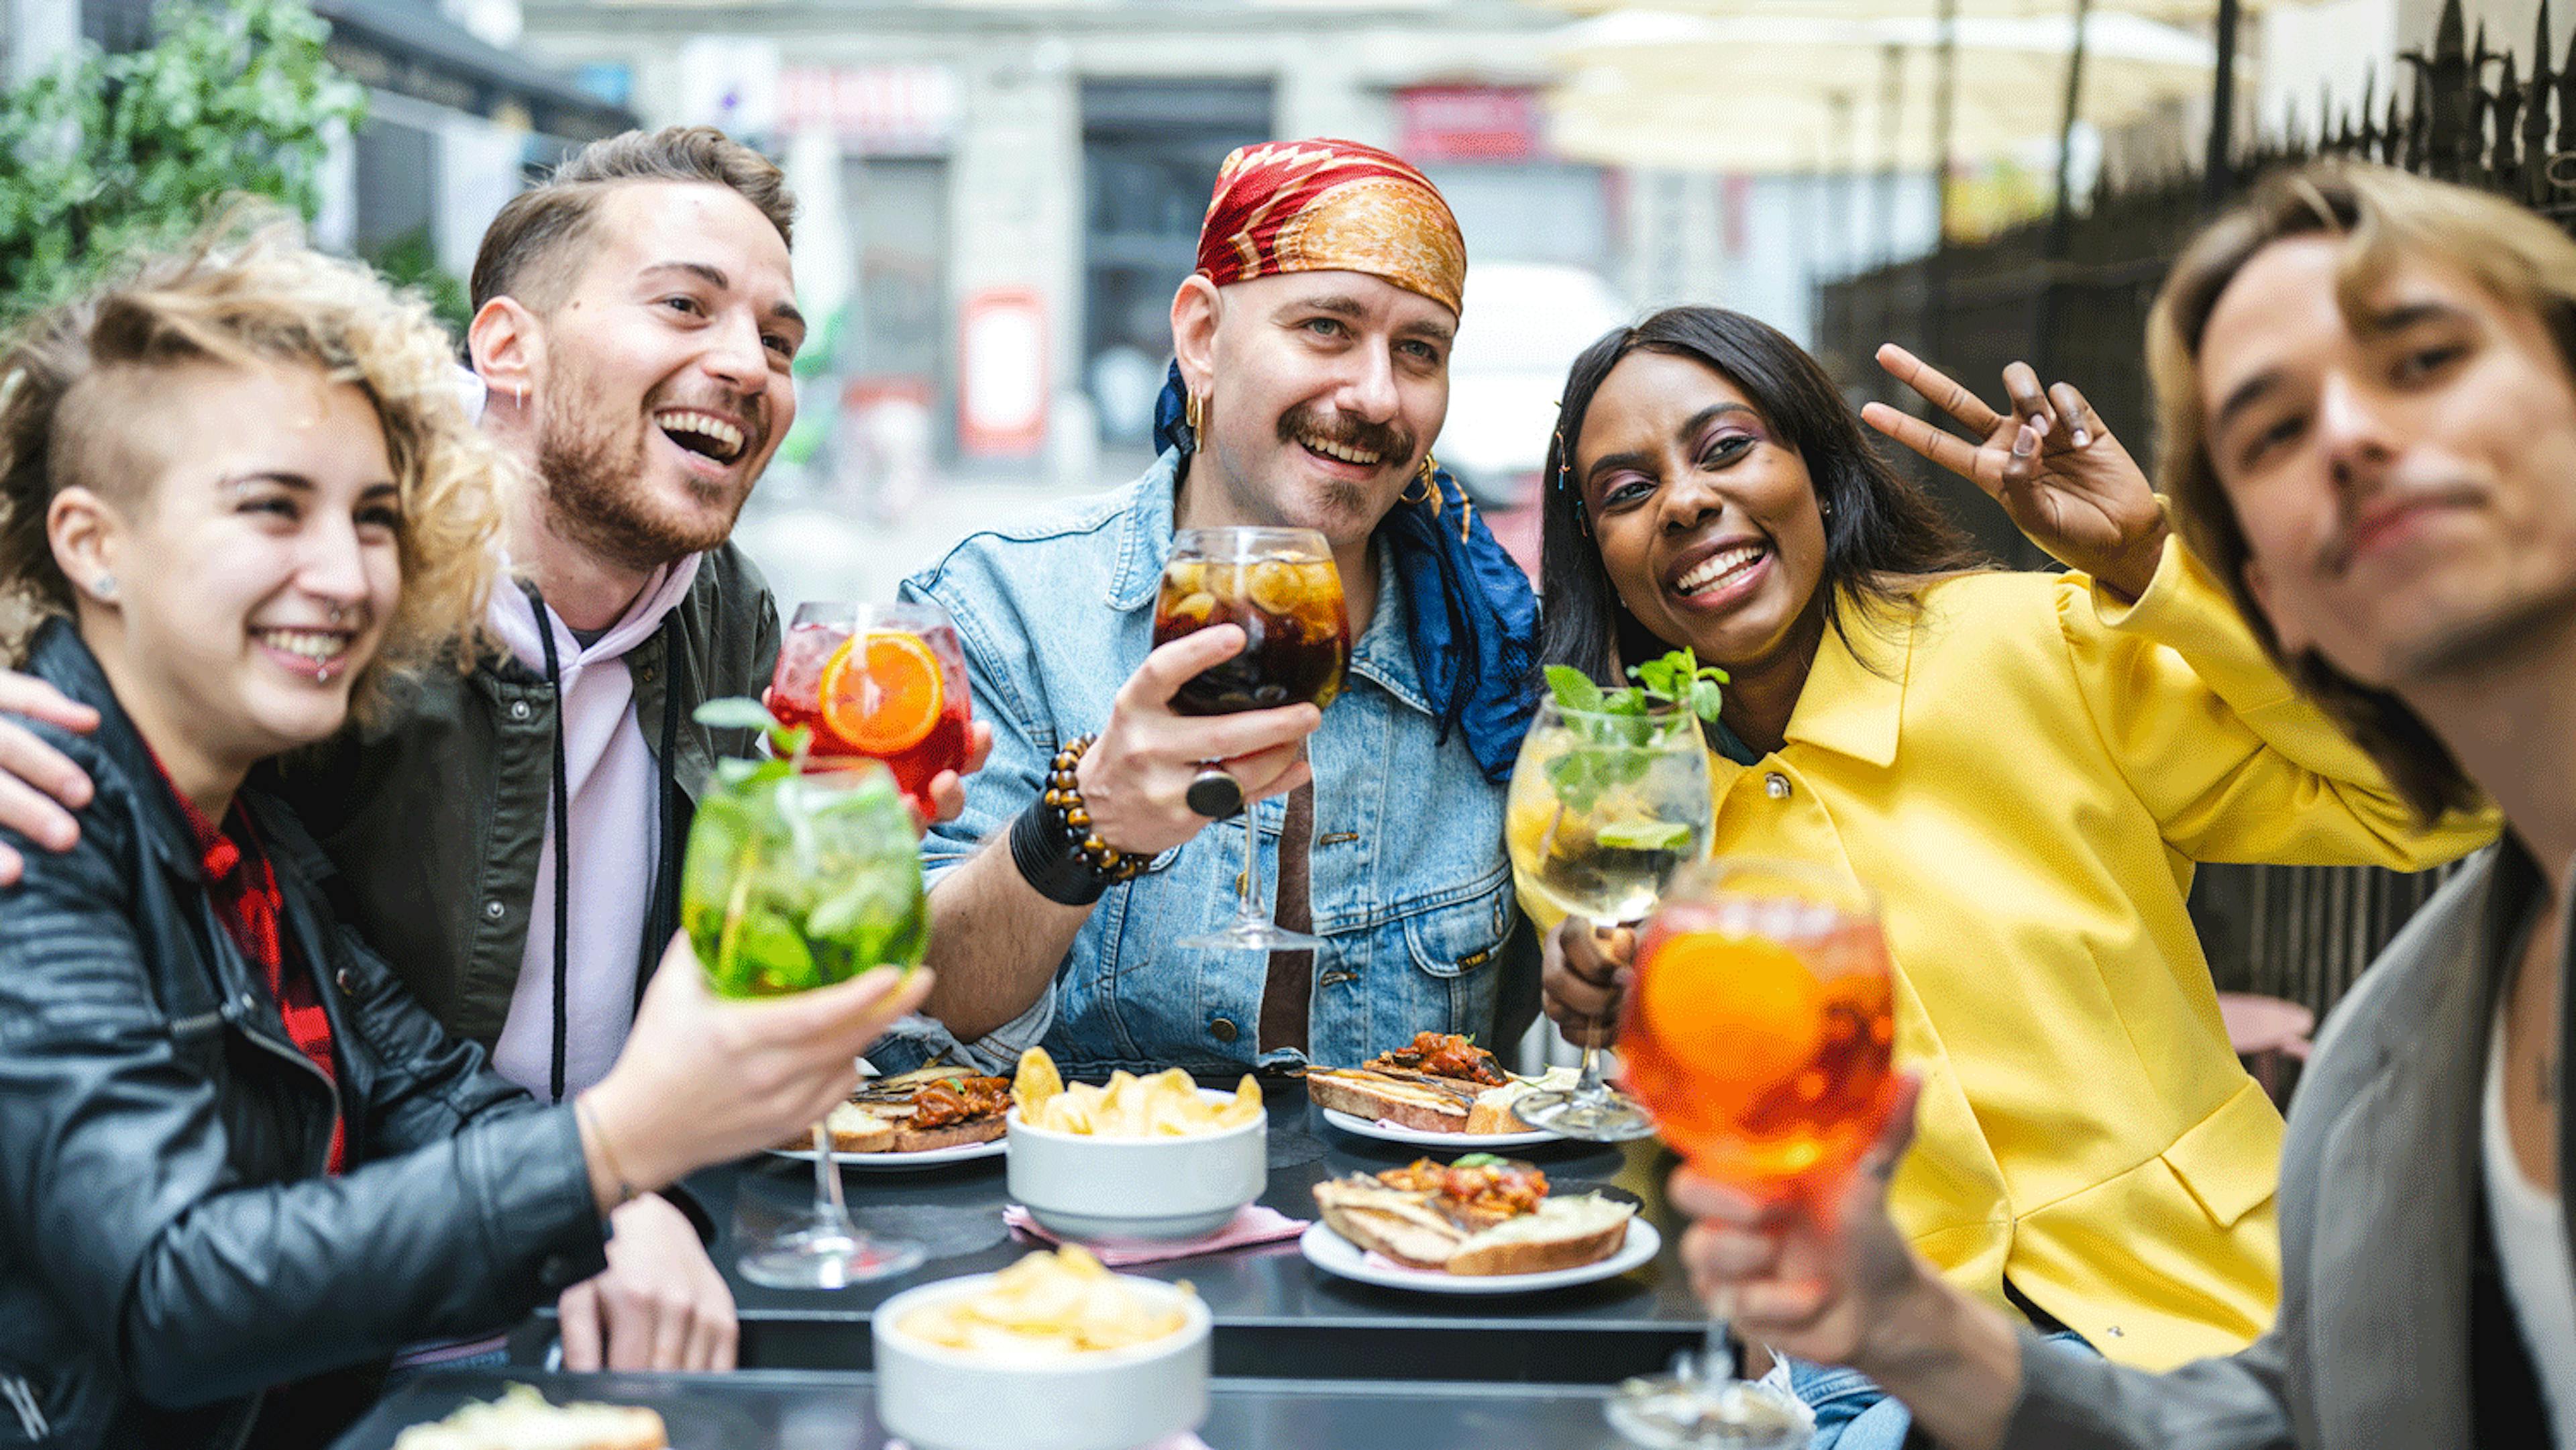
[683,759,928,1287]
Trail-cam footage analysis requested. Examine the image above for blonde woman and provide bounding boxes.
[0,219,928,1450]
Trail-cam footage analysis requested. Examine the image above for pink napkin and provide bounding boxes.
[1002,1204,1309,1265]
[888,1439,1210,1450]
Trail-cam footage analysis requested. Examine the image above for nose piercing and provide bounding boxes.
[327,604,350,625]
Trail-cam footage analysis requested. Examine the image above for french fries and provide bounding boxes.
[1011,1047,1263,1137]
[898,1246,1191,1361]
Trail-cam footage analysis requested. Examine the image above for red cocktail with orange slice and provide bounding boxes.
[1606,857,1898,1449]
[765,601,971,817]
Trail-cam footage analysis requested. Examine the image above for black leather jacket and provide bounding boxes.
[0,621,609,1450]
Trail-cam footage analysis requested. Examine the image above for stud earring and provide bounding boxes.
[91,574,116,600]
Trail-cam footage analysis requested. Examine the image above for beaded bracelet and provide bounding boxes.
[1008,733,1148,907]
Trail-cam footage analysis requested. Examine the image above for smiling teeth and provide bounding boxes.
[1677,545,1766,594]
[656,409,745,461]
[258,629,349,661]
[1304,437,1381,466]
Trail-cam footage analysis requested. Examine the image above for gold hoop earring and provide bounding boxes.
[1184,389,1205,442]
[1402,452,1438,505]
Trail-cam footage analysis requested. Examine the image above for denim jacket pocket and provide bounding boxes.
[1399,860,1517,979]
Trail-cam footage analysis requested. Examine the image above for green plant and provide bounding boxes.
[0,0,365,321]
[362,224,471,340]
[1539,650,1729,813]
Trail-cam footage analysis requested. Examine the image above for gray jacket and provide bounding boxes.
[2005,842,2565,1448]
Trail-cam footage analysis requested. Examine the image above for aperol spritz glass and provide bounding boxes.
[766,601,973,819]
[1504,696,1711,1141]
[1607,858,1898,1448]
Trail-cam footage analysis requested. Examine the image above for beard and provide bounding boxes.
[2392,569,2576,684]
[531,366,752,575]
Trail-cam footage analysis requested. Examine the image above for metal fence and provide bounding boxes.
[1815,0,2520,1018]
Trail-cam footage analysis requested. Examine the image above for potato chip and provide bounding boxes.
[1011,1062,1265,1137]
[1011,1046,1063,1122]
[898,1247,1191,1361]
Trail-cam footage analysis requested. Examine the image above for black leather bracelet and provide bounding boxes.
[1008,733,1147,907]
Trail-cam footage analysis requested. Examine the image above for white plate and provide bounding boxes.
[1299,1216,1661,1294]
[767,1137,1007,1170]
[1317,1107,1563,1150]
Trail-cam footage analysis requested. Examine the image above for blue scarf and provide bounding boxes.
[1153,363,1539,782]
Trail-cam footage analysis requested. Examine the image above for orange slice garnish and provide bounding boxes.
[1638,931,1824,1114]
[818,630,945,755]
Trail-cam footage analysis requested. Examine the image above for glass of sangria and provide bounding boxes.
[766,601,973,817]
[1609,857,1900,1449]
[1504,695,1711,1141]
[1152,527,1351,952]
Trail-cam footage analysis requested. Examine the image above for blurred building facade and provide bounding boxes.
[517,0,1686,484]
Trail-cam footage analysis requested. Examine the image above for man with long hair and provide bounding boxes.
[1674,159,2569,1448]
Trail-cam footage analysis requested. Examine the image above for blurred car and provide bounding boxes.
[1438,262,1632,511]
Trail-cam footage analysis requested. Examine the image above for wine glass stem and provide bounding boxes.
[1234,807,1265,927]
[1703,1315,1737,1382]
[812,1123,855,1230]
[1573,1041,1610,1098]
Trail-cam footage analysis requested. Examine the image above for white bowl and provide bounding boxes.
[873,1273,1212,1450]
[1006,1089,1267,1241]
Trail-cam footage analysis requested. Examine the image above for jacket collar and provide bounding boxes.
[1776,594,1912,769]
[25,618,207,881]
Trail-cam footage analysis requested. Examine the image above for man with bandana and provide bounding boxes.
[883,139,1543,1077]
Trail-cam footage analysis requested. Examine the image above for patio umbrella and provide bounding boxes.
[1542,7,2213,174]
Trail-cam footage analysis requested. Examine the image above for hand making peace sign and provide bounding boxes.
[1860,343,2171,602]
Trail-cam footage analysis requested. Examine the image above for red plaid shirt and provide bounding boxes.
[154,765,346,1174]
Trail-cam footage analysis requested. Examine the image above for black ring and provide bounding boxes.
[1185,765,1245,819]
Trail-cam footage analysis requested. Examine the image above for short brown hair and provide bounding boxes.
[470,125,797,312]
[0,209,505,723]
[2147,160,2576,823]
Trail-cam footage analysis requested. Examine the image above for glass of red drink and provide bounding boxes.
[1608,857,1899,1449]
[765,601,973,818]
[1152,527,1350,952]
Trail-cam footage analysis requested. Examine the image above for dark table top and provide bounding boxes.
[335,1368,1639,1450]
[574,1082,1709,1384]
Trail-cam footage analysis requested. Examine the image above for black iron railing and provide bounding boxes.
[1817,0,2521,1020]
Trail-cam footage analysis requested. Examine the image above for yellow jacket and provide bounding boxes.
[1536,543,2496,1371]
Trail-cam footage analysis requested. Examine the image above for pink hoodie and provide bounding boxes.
[485,556,703,1100]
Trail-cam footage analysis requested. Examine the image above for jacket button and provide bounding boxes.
[509,699,533,721]
[1210,1017,1239,1043]
[484,899,506,921]
[1765,772,1792,800]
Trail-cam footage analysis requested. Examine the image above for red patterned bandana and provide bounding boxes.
[1194,139,1466,316]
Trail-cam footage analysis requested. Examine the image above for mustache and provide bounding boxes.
[1277,404,1415,470]
[2318,478,2483,575]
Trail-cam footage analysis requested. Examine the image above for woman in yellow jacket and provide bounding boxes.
[1529,307,2495,1445]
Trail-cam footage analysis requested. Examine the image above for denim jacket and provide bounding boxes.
[883,452,1537,1078]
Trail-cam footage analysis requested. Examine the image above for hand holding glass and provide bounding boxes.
[1505,696,1711,1140]
[1609,858,1899,1449]
[682,758,928,1288]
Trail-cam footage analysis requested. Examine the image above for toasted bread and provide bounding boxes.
[1445,1195,1633,1276]
[1305,1068,1474,1132]
[1462,1066,1581,1135]
[787,1065,1008,1153]
[1311,1178,1633,1276]
[817,1100,896,1153]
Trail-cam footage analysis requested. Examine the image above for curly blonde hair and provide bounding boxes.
[0,208,504,723]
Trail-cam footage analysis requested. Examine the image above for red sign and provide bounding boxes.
[957,289,1048,459]
[1397,87,1540,163]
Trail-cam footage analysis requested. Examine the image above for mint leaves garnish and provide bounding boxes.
[1538,650,1729,813]
[696,696,814,790]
